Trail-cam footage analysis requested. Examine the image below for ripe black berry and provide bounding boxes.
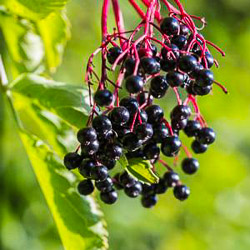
[92,115,112,133]
[196,127,216,145]
[124,182,142,198]
[81,140,99,156]
[170,105,192,120]
[196,69,214,87]
[135,123,153,141]
[182,158,199,174]
[105,144,123,160]
[160,17,180,35]
[125,75,144,94]
[107,46,122,64]
[150,75,169,98]
[143,143,160,160]
[193,84,212,96]
[79,159,96,178]
[141,195,158,208]
[78,180,95,196]
[166,71,184,87]
[179,55,198,73]
[64,152,82,170]
[141,183,156,196]
[123,133,142,152]
[163,171,180,187]
[171,118,188,131]
[184,120,202,137]
[77,127,97,144]
[120,97,139,114]
[173,185,190,201]
[155,178,168,194]
[95,177,113,192]
[153,124,169,143]
[191,140,208,154]
[179,25,189,36]
[90,165,109,181]
[110,106,130,125]
[140,57,161,75]
[172,35,187,49]
[100,190,118,204]
[161,136,182,157]
[137,91,153,106]
[145,105,164,124]
[124,57,136,76]
[94,89,113,107]
[160,58,177,72]
[119,171,136,188]
[202,51,214,68]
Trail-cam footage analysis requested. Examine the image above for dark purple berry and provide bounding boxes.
[182,158,199,174]
[155,178,168,194]
[124,182,142,198]
[124,57,135,76]
[160,17,180,35]
[90,165,109,181]
[179,55,198,73]
[160,58,177,72]
[94,89,113,107]
[135,123,153,141]
[170,105,192,120]
[95,177,113,192]
[172,35,187,49]
[81,140,99,156]
[196,69,214,87]
[163,171,180,187]
[100,190,118,204]
[137,91,153,106]
[145,105,164,124]
[153,124,169,143]
[119,171,136,188]
[141,195,158,208]
[140,57,161,75]
[173,185,190,201]
[191,140,208,154]
[193,84,212,96]
[125,75,144,94]
[64,152,82,170]
[122,133,142,152]
[120,97,139,114]
[141,183,156,196]
[161,136,182,157]
[166,71,184,87]
[143,143,160,160]
[92,115,112,133]
[107,46,122,64]
[78,180,94,196]
[184,120,202,137]
[77,128,97,144]
[106,144,123,160]
[110,106,130,126]
[180,25,189,36]
[196,127,216,145]
[171,118,188,131]
[150,75,169,98]
[79,159,96,178]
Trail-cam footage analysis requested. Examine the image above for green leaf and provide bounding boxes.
[20,132,108,250]
[127,158,159,184]
[37,11,71,73]
[9,73,91,129]
[0,0,69,20]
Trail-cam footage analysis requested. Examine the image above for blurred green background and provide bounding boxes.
[1,0,250,249]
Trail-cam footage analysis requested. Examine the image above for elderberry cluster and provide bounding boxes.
[64,15,220,208]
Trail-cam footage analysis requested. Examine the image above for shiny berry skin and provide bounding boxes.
[137,91,153,106]
[120,97,139,114]
[141,195,158,208]
[100,190,118,204]
[171,118,188,131]
[124,182,142,198]
[110,106,130,126]
[102,159,116,170]
[138,110,148,124]
[160,17,180,35]
[150,44,158,57]
[180,25,189,36]
[193,84,212,96]
[97,129,115,141]
[107,46,122,64]
[90,165,109,181]
[141,183,156,196]
[106,144,123,160]
[184,120,202,137]
[189,63,204,78]
[79,159,96,178]
[119,171,136,188]
[153,124,169,143]
[150,75,169,98]
[182,158,199,174]
[94,89,113,107]
[95,177,113,192]
[166,71,184,87]
[114,126,130,139]
[145,105,164,124]
[191,140,208,154]
[196,127,216,145]
[161,44,180,60]
[124,57,135,76]
[163,171,180,187]
[92,115,112,133]
[143,143,160,160]
[155,178,168,194]
[77,180,95,196]
[161,136,182,157]
[122,133,142,152]
[179,55,198,73]
[170,105,192,120]
[196,69,214,87]
[125,75,144,94]
[77,128,97,144]
[173,185,190,201]
[135,123,153,141]
[81,140,99,156]
[172,35,187,49]
[64,152,82,170]
[202,52,214,68]
[140,57,161,75]
[160,58,177,72]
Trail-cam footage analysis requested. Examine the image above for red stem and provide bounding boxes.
[102,0,110,40]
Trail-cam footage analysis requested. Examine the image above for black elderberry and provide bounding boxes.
[155,178,168,194]
[140,57,161,75]
[114,126,130,139]
[145,105,164,124]
[94,89,113,107]
[163,171,180,187]
[90,165,109,181]
[119,171,136,188]
[170,105,192,120]
[172,35,187,49]
[166,71,184,87]
[179,24,189,36]
[64,152,82,170]
[125,75,144,94]
[161,136,182,157]
[191,140,208,154]
[97,129,115,141]
[161,44,180,60]
[179,55,198,73]
[182,158,199,174]
[138,110,148,124]
[77,180,95,196]
[77,127,97,144]
[137,91,153,106]
[184,120,202,137]
[160,58,177,72]
[135,123,153,141]
[143,143,160,160]
[150,75,169,99]
[79,159,96,178]
[110,106,130,126]
[100,190,118,204]
[81,140,99,156]
[152,124,169,143]
[193,84,212,96]
[171,118,188,131]
[150,44,158,57]
[123,133,142,152]
[189,63,204,78]
[141,195,158,208]
[160,17,180,35]
[124,57,136,76]
[196,127,216,145]
[141,183,156,196]
[95,177,113,192]
[173,185,190,201]
[113,174,124,190]
[124,182,142,198]
[92,115,112,133]
[202,51,214,68]
[120,97,139,114]
[196,69,214,87]
[105,144,123,160]
[107,46,122,64]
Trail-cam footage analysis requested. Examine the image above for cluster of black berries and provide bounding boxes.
[64,16,219,208]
